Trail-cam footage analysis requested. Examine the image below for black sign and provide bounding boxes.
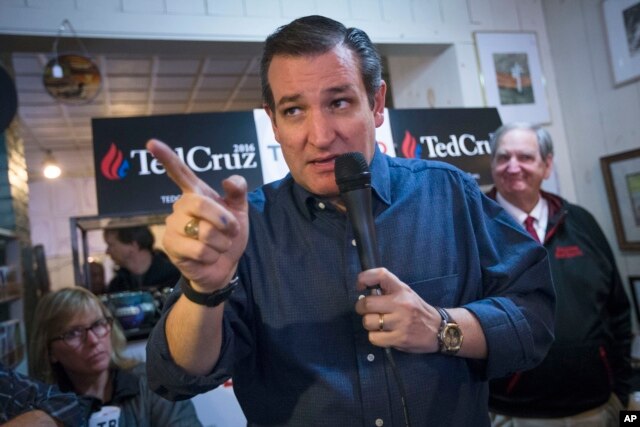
[388,108,501,186]
[93,108,501,217]
[92,112,263,216]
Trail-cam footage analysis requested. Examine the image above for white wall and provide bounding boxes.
[542,0,640,289]
[1,0,637,297]
[28,176,98,289]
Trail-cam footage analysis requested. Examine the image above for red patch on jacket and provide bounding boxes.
[555,245,583,259]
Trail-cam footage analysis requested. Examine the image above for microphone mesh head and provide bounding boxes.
[335,152,371,192]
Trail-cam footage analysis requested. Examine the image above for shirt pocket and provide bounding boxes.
[407,273,459,308]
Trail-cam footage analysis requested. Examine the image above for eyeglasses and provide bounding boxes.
[51,317,113,348]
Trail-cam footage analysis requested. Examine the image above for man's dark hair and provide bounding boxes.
[260,15,382,112]
[104,225,154,252]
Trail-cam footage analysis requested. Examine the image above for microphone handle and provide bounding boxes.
[341,187,381,293]
[343,186,395,387]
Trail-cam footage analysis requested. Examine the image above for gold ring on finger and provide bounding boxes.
[378,313,385,331]
[184,218,200,239]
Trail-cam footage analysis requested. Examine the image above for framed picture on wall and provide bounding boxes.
[474,31,550,125]
[603,0,640,86]
[600,148,640,251]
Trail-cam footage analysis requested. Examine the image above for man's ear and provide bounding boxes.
[543,155,554,180]
[264,104,281,142]
[373,81,387,128]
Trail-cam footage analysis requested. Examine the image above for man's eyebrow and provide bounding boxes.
[496,148,537,156]
[276,94,301,107]
[275,85,356,108]
[325,84,354,95]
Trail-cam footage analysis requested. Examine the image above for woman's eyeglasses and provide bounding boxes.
[51,317,113,348]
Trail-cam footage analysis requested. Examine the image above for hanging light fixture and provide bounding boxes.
[17,118,64,181]
[42,150,62,179]
[42,19,102,104]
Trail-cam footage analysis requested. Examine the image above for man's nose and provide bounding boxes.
[506,157,521,173]
[307,110,335,148]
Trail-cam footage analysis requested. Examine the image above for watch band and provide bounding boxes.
[434,306,462,355]
[181,275,239,307]
[435,306,451,324]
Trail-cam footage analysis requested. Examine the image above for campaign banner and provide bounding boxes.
[93,112,263,216]
[92,108,498,216]
[388,108,501,186]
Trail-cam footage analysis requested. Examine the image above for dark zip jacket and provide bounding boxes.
[487,188,632,418]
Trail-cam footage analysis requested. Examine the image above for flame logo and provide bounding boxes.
[401,130,421,159]
[100,143,130,180]
[376,140,387,154]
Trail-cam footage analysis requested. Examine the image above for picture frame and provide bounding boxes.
[600,148,640,251]
[473,31,550,125]
[628,276,640,324]
[602,0,640,86]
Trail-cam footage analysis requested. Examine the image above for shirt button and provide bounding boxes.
[351,239,357,246]
[375,419,384,426]
[367,354,375,362]
[318,202,326,209]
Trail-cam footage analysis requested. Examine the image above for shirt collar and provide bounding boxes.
[369,145,391,206]
[495,192,547,224]
[291,145,391,219]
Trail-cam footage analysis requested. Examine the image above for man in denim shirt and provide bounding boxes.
[146,15,555,426]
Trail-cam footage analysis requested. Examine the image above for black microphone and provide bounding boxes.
[335,152,381,294]
[336,153,412,426]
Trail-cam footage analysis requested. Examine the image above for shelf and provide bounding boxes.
[72,211,168,233]
[0,279,21,304]
[0,319,24,369]
[0,293,21,304]
[0,228,16,239]
[0,343,24,369]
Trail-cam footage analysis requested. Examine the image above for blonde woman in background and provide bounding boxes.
[29,287,201,427]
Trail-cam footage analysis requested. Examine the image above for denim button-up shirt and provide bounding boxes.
[147,148,555,427]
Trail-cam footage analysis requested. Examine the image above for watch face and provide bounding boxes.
[443,324,463,350]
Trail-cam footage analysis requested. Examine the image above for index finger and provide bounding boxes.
[146,138,205,195]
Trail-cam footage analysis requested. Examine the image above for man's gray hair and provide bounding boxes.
[489,122,554,160]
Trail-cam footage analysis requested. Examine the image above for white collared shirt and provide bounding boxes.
[496,192,548,243]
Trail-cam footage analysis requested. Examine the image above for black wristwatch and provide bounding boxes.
[181,275,239,307]
[435,306,463,355]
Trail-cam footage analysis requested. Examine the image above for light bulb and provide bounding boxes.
[42,150,62,179]
[43,163,61,179]
[52,63,63,78]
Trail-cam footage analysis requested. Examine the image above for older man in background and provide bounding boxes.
[487,122,632,427]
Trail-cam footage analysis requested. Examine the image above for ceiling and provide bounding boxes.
[1,35,435,181]
[1,35,267,181]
